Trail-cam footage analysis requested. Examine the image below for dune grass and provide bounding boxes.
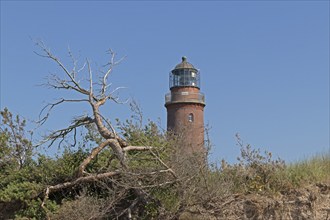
[284,153,330,187]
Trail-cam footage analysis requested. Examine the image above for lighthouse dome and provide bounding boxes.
[174,57,196,70]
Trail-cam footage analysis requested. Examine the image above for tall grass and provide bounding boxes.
[284,153,330,187]
[210,147,330,196]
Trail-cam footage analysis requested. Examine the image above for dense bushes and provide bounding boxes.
[1,108,329,219]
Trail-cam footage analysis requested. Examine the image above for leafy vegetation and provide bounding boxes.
[1,108,329,219]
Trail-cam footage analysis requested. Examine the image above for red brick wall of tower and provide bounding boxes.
[165,87,205,154]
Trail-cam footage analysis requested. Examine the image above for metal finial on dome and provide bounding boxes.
[174,56,195,70]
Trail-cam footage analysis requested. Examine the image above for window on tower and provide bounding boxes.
[188,113,194,123]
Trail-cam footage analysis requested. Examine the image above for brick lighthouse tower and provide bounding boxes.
[165,57,205,154]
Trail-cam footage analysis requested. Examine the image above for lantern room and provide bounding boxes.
[169,56,200,89]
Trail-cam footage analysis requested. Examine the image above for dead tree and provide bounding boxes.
[34,41,177,218]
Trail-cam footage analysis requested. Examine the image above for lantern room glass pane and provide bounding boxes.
[169,69,200,89]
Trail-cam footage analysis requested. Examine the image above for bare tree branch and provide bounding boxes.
[149,149,177,179]
[36,115,94,148]
[41,170,121,216]
[35,41,90,95]
[122,146,153,151]
[87,59,94,102]
[77,139,118,177]
[38,98,89,125]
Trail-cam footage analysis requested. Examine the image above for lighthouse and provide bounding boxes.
[165,57,206,154]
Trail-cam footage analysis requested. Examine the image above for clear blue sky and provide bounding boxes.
[1,1,329,164]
